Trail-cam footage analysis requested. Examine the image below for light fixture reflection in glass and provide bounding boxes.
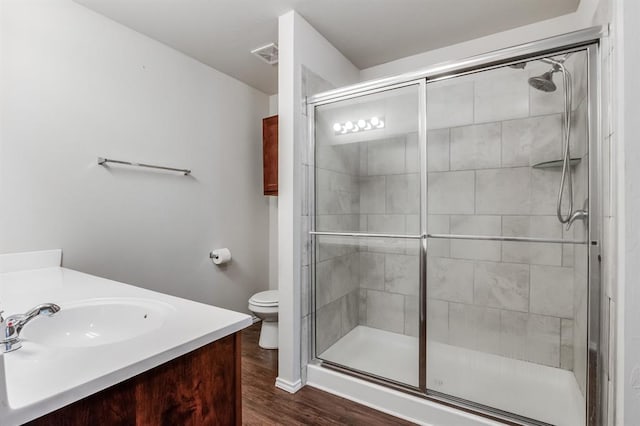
[333,116,385,135]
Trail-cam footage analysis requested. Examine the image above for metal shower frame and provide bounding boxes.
[306,26,606,426]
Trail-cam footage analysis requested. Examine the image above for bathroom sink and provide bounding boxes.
[21,298,174,348]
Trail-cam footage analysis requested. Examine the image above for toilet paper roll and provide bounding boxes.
[210,248,232,265]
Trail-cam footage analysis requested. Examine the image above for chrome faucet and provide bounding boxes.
[0,303,60,353]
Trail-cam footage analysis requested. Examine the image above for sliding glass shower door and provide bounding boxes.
[424,49,590,426]
[312,83,424,388]
[311,43,596,426]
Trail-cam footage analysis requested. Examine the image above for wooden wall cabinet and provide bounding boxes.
[262,115,278,196]
[27,333,242,426]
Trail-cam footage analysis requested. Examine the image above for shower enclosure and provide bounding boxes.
[308,30,603,426]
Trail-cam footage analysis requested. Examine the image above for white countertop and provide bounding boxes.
[0,265,252,425]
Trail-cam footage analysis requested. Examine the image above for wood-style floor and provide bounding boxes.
[241,323,415,425]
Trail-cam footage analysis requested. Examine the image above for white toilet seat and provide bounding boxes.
[249,290,278,307]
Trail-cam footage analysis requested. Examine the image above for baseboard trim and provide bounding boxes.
[275,377,303,394]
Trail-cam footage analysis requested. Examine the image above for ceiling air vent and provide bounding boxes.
[251,43,278,65]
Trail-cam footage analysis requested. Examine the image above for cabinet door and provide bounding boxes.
[263,115,278,196]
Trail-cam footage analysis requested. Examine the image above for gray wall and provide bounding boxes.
[0,0,270,314]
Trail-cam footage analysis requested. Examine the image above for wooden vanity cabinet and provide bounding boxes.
[263,115,278,196]
[27,332,242,426]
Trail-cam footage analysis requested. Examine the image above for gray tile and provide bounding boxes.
[526,314,561,367]
[501,216,563,266]
[499,310,528,361]
[450,123,501,170]
[359,175,386,214]
[474,70,529,123]
[365,290,405,334]
[406,132,420,173]
[316,168,359,215]
[316,298,343,354]
[427,129,449,172]
[316,214,360,233]
[474,261,530,312]
[341,290,359,335]
[449,303,500,354]
[367,137,406,175]
[316,231,358,262]
[428,171,475,214]
[501,115,563,167]
[405,215,421,253]
[450,215,501,261]
[427,81,474,129]
[427,299,449,343]
[530,265,574,318]
[476,167,531,215]
[367,214,406,233]
[359,142,368,176]
[359,252,385,290]
[316,142,360,175]
[366,215,406,254]
[500,311,561,367]
[427,257,474,304]
[562,242,574,267]
[404,296,419,337]
[574,305,588,394]
[427,215,450,257]
[386,173,420,214]
[568,52,588,107]
[530,78,565,116]
[314,259,333,309]
[531,168,570,215]
[561,319,574,370]
[385,254,419,296]
[359,288,367,324]
[314,253,360,308]
[571,96,589,159]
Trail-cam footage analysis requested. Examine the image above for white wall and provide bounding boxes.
[268,94,278,291]
[615,0,640,423]
[277,10,359,392]
[0,0,270,314]
[360,0,608,81]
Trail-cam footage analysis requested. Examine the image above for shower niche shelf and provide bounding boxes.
[531,157,581,169]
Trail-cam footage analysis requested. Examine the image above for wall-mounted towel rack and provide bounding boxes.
[98,157,191,176]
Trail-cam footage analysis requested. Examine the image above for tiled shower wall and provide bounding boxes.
[311,53,590,389]
[423,55,588,378]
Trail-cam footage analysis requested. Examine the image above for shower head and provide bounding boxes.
[528,70,557,92]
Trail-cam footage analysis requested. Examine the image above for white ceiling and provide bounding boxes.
[75,0,580,95]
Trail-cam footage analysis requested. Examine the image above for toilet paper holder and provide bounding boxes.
[209,248,232,265]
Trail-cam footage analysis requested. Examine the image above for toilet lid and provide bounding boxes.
[250,290,279,307]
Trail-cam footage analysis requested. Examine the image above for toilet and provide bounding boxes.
[248,290,279,349]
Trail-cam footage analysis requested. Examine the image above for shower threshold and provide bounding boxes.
[318,326,585,426]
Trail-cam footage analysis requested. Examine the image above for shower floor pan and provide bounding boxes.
[319,326,585,426]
